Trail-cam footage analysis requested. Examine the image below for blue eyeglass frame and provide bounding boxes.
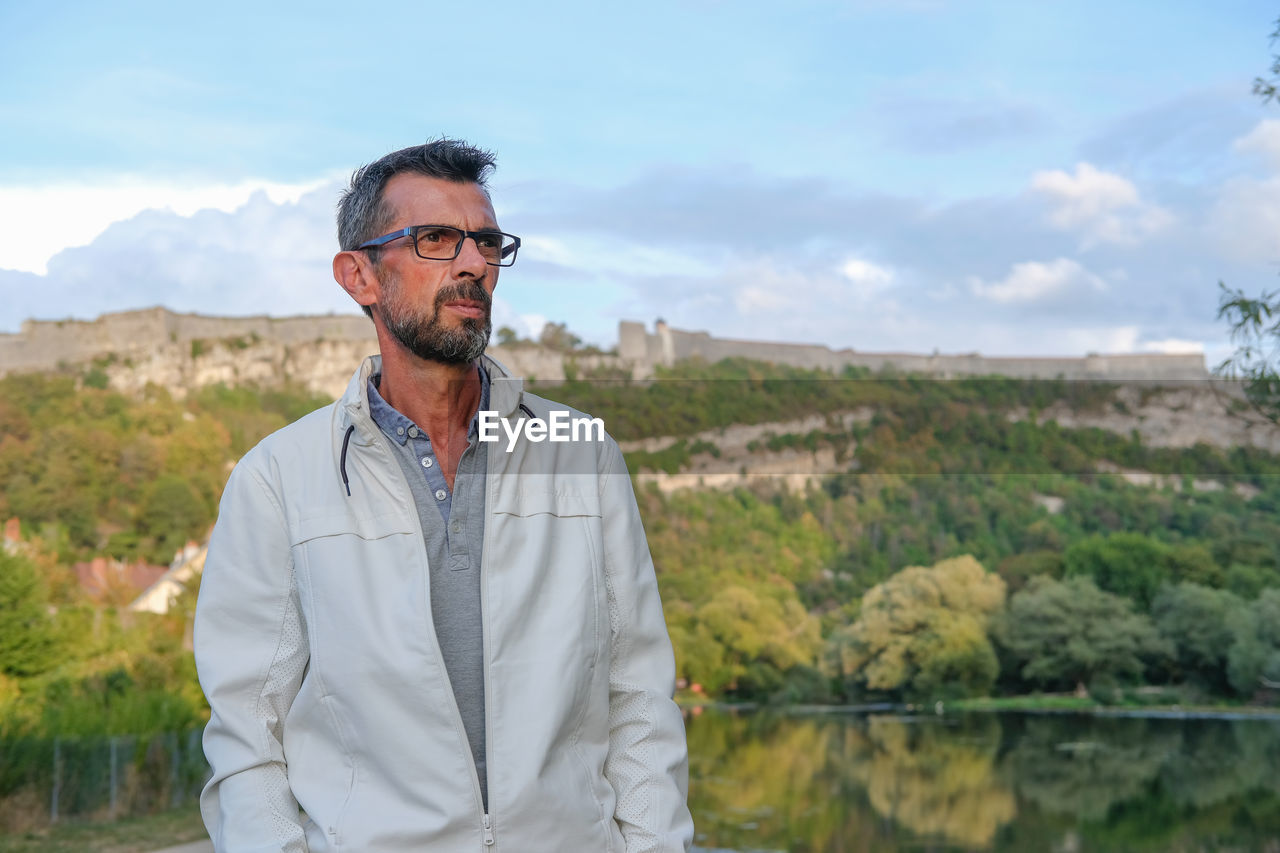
[356,225,521,267]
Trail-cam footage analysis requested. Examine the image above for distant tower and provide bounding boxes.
[655,318,675,366]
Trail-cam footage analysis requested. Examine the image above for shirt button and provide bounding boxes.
[421,457,433,468]
[408,426,419,438]
[434,489,447,501]
[449,520,462,534]
[396,426,405,436]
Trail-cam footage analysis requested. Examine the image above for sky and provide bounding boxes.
[1,0,1278,364]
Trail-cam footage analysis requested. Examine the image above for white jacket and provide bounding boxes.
[195,354,693,852]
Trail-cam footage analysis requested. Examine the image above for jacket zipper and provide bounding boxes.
[365,420,494,848]
[480,424,498,848]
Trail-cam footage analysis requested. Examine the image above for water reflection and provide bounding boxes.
[852,715,1015,847]
[687,709,1280,852]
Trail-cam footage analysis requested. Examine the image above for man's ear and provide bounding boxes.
[333,250,379,313]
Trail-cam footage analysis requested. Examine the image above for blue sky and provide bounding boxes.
[2,0,1278,363]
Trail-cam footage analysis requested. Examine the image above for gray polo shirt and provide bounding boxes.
[367,365,490,809]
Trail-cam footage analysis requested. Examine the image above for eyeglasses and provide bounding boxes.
[357,225,521,267]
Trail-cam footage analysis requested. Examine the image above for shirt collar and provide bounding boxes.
[367,363,491,446]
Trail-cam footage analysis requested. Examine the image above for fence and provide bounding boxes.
[0,728,209,832]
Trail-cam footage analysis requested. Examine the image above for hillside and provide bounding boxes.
[1,354,1277,746]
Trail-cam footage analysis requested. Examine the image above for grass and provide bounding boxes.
[949,695,1098,712]
[0,803,207,853]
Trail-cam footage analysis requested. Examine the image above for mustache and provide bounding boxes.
[435,281,492,309]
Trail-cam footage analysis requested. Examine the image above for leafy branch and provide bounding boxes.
[1253,16,1280,103]
[1216,282,1280,424]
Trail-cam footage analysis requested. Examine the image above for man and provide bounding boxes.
[195,139,693,852]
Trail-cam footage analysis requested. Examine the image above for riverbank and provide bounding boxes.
[676,691,1280,720]
[949,694,1280,720]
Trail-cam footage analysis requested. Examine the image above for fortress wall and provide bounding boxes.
[1,308,378,377]
[618,321,648,362]
[169,312,375,345]
[627,322,1209,380]
[0,309,1212,392]
[665,328,851,371]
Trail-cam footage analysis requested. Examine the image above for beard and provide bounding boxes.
[378,274,492,366]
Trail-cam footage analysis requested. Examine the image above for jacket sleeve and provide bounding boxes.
[195,456,310,853]
[598,439,694,853]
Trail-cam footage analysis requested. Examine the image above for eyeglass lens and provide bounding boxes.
[413,227,516,265]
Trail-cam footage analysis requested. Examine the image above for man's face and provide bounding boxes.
[370,174,500,365]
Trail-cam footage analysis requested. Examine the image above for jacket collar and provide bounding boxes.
[338,352,524,445]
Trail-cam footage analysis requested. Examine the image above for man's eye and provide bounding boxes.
[475,233,501,249]
[419,228,451,243]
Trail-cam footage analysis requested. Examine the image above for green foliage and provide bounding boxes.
[0,550,62,678]
[1216,282,1280,424]
[136,475,208,564]
[1151,582,1245,692]
[1064,533,1173,610]
[1224,562,1280,599]
[82,367,109,390]
[35,667,204,737]
[0,373,328,561]
[2,352,1279,726]
[836,556,1005,699]
[538,321,583,351]
[1225,589,1280,697]
[999,577,1171,691]
[1253,16,1280,103]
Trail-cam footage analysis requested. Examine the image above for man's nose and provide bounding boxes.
[451,236,490,278]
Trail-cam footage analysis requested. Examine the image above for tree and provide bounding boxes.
[1225,588,1280,697]
[1217,283,1280,424]
[538,321,583,352]
[1254,16,1280,103]
[1151,582,1245,692]
[999,576,1170,692]
[1063,532,1172,610]
[137,474,208,563]
[0,549,62,678]
[1216,18,1280,423]
[693,584,822,697]
[836,555,1005,699]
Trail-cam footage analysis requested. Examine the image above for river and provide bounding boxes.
[686,707,1280,852]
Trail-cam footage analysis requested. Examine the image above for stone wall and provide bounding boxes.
[0,307,375,374]
[619,320,1208,380]
[0,308,1211,397]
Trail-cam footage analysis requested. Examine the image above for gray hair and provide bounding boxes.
[337,138,498,317]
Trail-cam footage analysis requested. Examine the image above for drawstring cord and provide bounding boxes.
[340,425,354,497]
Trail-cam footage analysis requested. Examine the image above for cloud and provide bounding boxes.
[1233,119,1280,170]
[1206,173,1280,265]
[1,137,1259,359]
[0,177,333,275]
[873,95,1049,152]
[0,184,352,331]
[1031,162,1173,247]
[1051,325,1140,355]
[839,258,894,293]
[1078,89,1259,183]
[968,258,1106,305]
[1140,338,1204,354]
[1198,120,1280,265]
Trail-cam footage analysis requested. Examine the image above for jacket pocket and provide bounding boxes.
[491,486,601,519]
